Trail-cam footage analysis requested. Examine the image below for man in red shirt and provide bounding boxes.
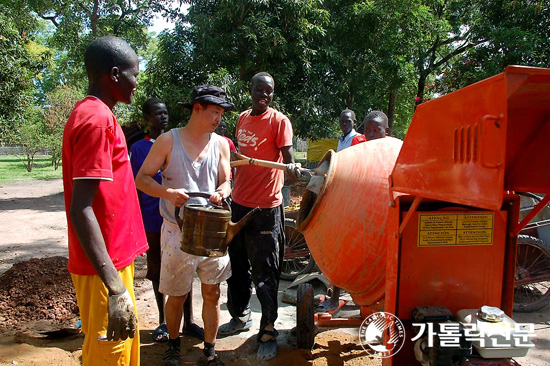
[219,72,300,361]
[215,120,237,153]
[215,120,237,180]
[62,36,148,365]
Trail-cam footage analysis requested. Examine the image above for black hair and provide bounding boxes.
[251,72,275,88]
[340,108,356,122]
[363,110,388,128]
[142,98,165,116]
[84,36,136,79]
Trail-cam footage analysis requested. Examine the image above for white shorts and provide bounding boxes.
[159,220,231,296]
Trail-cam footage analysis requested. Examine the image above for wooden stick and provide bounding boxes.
[230,152,315,176]
[230,152,289,170]
[230,158,289,170]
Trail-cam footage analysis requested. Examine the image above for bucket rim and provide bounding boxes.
[184,204,231,214]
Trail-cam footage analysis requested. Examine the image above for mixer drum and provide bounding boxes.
[297,137,403,305]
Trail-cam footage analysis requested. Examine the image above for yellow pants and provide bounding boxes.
[72,264,140,366]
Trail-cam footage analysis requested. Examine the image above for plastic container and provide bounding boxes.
[456,308,534,358]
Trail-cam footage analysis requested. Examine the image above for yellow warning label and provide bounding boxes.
[419,215,457,230]
[457,229,493,244]
[418,213,493,247]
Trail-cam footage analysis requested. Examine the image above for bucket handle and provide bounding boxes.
[174,191,230,230]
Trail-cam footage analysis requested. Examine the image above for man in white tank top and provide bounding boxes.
[136,85,233,366]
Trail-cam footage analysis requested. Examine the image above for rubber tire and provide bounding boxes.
[296,283,315,349]
[281,218,317,280]
[514,234,550,313]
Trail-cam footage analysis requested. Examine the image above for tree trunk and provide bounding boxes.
[91,0,100,37]
[345,93,354,110]
[26,154,33,172]
[387,88,398,135]
[415,72,427,111]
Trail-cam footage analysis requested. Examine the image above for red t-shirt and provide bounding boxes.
[223,135,237,153]
[221,135,237,178]
[351,134,367,146]
[62,96,148,275]
[232,108,293,208]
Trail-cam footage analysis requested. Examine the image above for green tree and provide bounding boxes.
[0,10,50,127]
[7,0,176,95]
[10,107,48,172]
[318,0,423,134]
[144,0,331,137]
[433,0,550,94]
[144,0,550,140]
[42,85,81,169]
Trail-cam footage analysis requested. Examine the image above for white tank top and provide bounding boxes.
[160,129,220,223]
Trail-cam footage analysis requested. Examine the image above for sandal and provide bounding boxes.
[153,324,170,343]
[257,329,278,361]
[206,355,225,366]
[182,323,205,341]
[218,318,253,337]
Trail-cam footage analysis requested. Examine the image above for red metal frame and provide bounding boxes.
[382,66,550,365]
[390,66,550,211]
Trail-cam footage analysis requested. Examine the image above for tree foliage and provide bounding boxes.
[10,0,177,90]
[10,107,48,172]
[0,9,50,125]
[4,0,550,144]
[433,0,550,95]
[143,0,335,137]
[42,85,81,169]
[142,0,550,141]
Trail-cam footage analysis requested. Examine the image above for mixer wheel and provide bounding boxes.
[281,218,317,280]
[514,235,550,312]
[296,283,315,349]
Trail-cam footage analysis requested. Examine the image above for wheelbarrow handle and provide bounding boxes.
[174,191,230,229]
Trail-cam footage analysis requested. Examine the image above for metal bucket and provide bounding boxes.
[179,204,232,257]
[175,192,261,257]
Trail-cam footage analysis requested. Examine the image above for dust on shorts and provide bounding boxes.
[159,220,231,296]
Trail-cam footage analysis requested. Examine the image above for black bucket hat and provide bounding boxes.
[178,85,234,112]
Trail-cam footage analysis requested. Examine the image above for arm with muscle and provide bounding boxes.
[135,132,189,207]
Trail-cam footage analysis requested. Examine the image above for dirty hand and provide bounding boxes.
[167,188,189,207]
[107,289,137,340]
[286,162,302,179]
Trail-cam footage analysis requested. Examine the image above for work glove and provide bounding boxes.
[286,162,302,180]
[107,289,137,341]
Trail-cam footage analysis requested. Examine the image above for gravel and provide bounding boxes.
[0,256,79,334]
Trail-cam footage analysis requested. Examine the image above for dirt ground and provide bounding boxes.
[0,179,379,366]
[0,179,548,366]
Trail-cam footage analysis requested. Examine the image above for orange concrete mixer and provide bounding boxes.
[294,66,550,366]
[296,137,403,306]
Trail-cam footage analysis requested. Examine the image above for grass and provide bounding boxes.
[0,155,62,185]
[0,152,308,185]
